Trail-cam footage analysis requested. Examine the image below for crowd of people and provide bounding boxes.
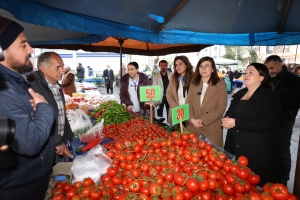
[1,17,300,200]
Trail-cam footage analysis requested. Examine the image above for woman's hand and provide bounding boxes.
[127,105,133,112]
[222,117,236,129]
[191,118,203,129]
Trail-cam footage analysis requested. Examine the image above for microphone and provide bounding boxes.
[197,92,202,95]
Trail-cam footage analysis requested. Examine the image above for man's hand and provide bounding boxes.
[0,145,8,151]
[28,88,48,110]
[55,143,74,158]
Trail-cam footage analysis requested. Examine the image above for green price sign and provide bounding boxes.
[172,104,190,125]
[139,86,161,102]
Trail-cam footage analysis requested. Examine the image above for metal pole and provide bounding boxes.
[118,38,124,80]
[293,134,300,197]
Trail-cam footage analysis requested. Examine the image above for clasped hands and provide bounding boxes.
[191,118,203,129]
[222,117,236,129]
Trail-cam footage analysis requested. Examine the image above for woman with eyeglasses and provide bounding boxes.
[120,61,151,117]
[185,56,228,147]
[166,56,194,124]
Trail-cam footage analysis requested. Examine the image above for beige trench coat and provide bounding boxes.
[185,80,228,147]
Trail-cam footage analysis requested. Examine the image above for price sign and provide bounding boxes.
[139,86,161,102]
[171,104,189,125]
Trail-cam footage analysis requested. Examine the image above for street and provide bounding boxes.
[98,85,299,192]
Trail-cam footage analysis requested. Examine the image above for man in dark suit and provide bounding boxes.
[265,55,300,186]
[103,65,114,94]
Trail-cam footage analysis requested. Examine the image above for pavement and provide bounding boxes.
[98,85,299,192]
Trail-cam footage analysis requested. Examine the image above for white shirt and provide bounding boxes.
[200,82,208,107]
[129,78,140,112]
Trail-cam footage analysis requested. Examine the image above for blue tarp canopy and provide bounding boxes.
[1,0,300,46]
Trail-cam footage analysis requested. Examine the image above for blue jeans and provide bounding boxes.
[279,121,295,183]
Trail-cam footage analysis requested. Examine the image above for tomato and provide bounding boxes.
[54,181,64,189]
[149,183,160,195]
[62,182,73,192]
[215,191,227,200]
[260,192,274,200]
[201,191,212,200]
[52,193,64,200]
[287,194,297,200]
[248,193,262,200]
[199,179,209,192]
[226,173,237,184]
[140,186,150,196]
[82,187,91,197]
[173,192,184,200]
[74,181,83,190]
[237,156,248,166]
[88,187,100,199]
[83,177,95,187]
[234,182,245,193]
[248,173,261,186]
[164,171,174,182]
[101,174,112,182]
[208,178,217,190]
[112,175,122,185]
[263,183,273,193]
[71,195,81,200]
[66,188,77,199]
[140,163,149,172]
[215,158,224,168]
[223,184,234,196]
[107,166,119,177]
[236,168,250,180]
[270,183,289,200]
[52,187,63,196]
[139,194,149,200]
[131,169,141,178]
[181,189,193,200]
[174,173,185,186]
[185,178,199,193]
[229,164,240,174]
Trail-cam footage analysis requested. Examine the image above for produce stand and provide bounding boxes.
[48,95,296,200]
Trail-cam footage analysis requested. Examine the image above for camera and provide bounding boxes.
[0,45,16,146]
[0,117,15,146]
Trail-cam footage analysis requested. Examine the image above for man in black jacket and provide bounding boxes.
[103,64,114,94]
[28,52,74,162]
[76,63,85,83]
[265,55,300,186]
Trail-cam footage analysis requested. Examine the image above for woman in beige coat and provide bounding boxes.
[166,56,194,124]
[185,57,228,147]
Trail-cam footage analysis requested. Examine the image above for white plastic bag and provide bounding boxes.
[71,145,111,183]
[67,109,93,138]
[80,119,105,142]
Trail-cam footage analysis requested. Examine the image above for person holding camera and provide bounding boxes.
[0,18,55,200]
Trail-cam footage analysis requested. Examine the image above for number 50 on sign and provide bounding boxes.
[139,86,161,102]
[171,104,189,125]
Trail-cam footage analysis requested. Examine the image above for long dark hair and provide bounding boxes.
[192,56,220,86]
[172,55,194,86]
[247,63,271,88]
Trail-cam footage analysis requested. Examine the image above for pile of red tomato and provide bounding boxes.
[101,118,169,149]
[52,130,296,200]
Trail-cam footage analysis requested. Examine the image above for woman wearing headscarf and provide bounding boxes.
[166,55,194,124]
[222,63,282,186]
[185,57,227,147]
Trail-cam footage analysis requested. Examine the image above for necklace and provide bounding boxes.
[130,77,139,91]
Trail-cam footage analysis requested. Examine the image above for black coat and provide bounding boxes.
[28,71,74,147]
[76,65,85,78]
[224,86,282,186]
[103,69,114,85]
[271,65,300,125]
